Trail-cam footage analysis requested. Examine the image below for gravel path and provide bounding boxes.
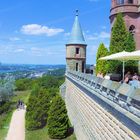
[6,109,26,140]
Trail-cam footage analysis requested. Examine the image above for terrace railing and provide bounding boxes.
[65,70,140,118]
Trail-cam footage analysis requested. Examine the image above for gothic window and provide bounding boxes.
[128,0,133,4]
[76,63,78,71]
[82,61,85,73]
[117,0,124,4]
[76,48,80,54]
[129,25,135,35]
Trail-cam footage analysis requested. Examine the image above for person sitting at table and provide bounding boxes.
[124,71,132,84]
[132,73,139,80]
[129,76,140,88]
[97,72,103,78]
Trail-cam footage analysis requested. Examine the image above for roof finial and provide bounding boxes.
[76,9,79,16]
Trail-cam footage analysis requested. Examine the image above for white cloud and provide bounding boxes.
[14,48,25,53]
[64,32,71,36]
[9,37,20,41]
[101,26,107,30]
[21,24,64,36]
[87,45,98,56]
[99,32,110,38]
[29,47,65,57]
[87,31,110,40]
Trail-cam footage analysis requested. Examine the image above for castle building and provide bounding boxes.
[66,11,87,73]
[110,0,140,50]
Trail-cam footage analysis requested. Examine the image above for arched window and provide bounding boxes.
[117,0,124,4]
[128,0,133,4]
[129,25,135,35]
[76,63,78,71]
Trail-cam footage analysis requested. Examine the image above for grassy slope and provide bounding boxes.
[26,126,76,140]
[0,90,31,140]
[0,89,76,140]
[0,111,13,140]
[12,90,31,104]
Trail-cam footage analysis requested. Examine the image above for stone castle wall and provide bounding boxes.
[66,44,86,72]
[66,45,86,59]
[66,59,85,72]
[65,78,140,140]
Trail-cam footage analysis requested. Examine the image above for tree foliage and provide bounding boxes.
[96,43,109,75]
[0,76,15,102]
[109,13,136,73]
[25,76,65,131]
[26,86,51,130]
[37,76,64,89]
[15,78,32,91]
[47,95,70,139]
[0,101,12,115]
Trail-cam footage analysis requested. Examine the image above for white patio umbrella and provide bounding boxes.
[123,50,140,60]
[99,51,131,80]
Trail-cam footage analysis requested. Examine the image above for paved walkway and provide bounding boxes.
[6,109,26,140]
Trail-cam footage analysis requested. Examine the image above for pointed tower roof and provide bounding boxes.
[67,10,87,46]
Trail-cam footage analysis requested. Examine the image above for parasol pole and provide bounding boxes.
[123,61,125,81]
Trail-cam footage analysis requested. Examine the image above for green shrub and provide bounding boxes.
[15,78,32,91]
[96,43,109,75]
[26,87,51,130]
[25,75,65,131]
[47,95,70,139]
[0,101,13,129]
[0,101,12,115]
[109,13,136,73]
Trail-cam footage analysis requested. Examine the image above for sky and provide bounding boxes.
[0,0,111,65]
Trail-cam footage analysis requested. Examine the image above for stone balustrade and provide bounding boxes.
[62,70,140,139]
[66,70,140,118]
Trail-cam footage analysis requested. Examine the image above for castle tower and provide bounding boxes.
[66,11,87,73]
[110,0,140,50]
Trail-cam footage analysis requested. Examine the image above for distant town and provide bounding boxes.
[0,63,66,79]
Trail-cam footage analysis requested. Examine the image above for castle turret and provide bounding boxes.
[110,0,140,50]
[66,11,87,73]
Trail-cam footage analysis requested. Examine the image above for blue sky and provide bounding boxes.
[0,0,111,64]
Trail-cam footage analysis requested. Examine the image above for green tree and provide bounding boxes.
[47,95,70,139]
[110,13,128,53]
[109,13,136,73]
[25,75,65,130]
[26,87,51,130]
[125,32,135,52]
[15,78,32,91]
[125,33,138,73]
[96,43,108,75]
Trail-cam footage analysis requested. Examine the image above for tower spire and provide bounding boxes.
[66,11,87,73]
[67,10,87,45]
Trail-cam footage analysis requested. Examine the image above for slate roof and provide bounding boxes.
[67,12,87,45]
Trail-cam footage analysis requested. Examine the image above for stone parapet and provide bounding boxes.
[65,71,140,140]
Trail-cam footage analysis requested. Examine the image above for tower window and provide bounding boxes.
[76,48,80,54]
[76,63,78,71]
[117,0,124,4]
[128,0,133,4]
[82,61,85,73]
[129,25,135,35]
